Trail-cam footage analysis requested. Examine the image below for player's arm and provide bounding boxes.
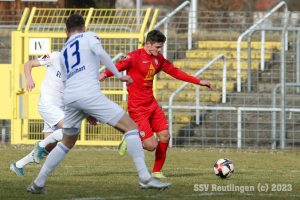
[24,59,43,92]
[99,55,132,81]
[90,43,133,85]
[162,59,212,90]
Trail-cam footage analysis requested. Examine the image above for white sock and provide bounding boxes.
[15,150,34,168]
[34,143,70,187]
[125,130,151,181]
[39,129,63,148]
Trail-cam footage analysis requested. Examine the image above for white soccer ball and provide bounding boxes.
[214,158,234,178]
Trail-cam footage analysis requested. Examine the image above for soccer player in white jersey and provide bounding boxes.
[10,49,97,176]
[27,14,172,194]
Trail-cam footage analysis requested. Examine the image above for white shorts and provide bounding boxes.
[63,93,125,135]
[38,104,64,133]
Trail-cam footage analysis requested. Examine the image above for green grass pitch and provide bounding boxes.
[1,144,300,200]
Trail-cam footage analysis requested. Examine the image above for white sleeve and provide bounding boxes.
[90,43,123,79]
[59,53,67,82]
[38,52,56,67]
[88,32,101,48]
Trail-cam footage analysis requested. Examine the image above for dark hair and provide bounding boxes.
[66,13,85,33]
[146,30,166,44]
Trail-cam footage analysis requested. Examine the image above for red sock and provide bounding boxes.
[152,141,168,173]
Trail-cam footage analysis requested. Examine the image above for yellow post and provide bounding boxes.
[18,8,30,31]
[25,7,36,33]
[148,9,159,31]
[85,8,94,28]
[11,31,23,144]
[80,120,86,142]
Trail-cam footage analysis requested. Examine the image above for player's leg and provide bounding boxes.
[150,106,170,179]
[118,110,154,156]
[10,123,53,176]
[28,101,85,194]
[33,105,64,163]
[85,94,172,190]
[111,113,171,189]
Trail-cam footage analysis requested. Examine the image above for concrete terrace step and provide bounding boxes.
[186,50,272,60]
[173,60,260,70]
[198,41,281,50]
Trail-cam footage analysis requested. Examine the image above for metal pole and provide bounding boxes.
[222,56,227,103]
[297,31,300,93]
[168,106,173,148]
[188,4,192,50]
[236,1,288,92]
[196,79,200,125]
[163,22,168,59]
[285,11,289,51]
[272,83,281,149]
[237,109,242,149]
[136,0,142,30]
[247,31,253,92]
[1,120,5,144]
[261,21,265,71]
[246,27,300,92]
[153,1,190,29]
[191,0,198,34]
[280,12,290,149]
[272,83,300,149]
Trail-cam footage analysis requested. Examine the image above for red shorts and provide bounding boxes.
[129,104,169,140]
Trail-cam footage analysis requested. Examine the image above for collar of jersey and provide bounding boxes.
[141,48,154,59]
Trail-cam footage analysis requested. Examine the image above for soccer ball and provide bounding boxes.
[214,158,234,178]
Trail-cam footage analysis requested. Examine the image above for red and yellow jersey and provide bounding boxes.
[104,48,200,111]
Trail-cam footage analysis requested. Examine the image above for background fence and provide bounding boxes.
[1,6,300,149]
[154,8,300,149]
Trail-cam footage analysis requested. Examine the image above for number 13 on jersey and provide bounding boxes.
[63,40,81,73]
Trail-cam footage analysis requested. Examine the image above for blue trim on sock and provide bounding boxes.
[58,143,69,154]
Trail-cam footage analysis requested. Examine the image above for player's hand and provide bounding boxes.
[119,75,133,86]
[87,116,98,126]
[26,79,35,92]
[199,80,212,90]
[98,73,107,82]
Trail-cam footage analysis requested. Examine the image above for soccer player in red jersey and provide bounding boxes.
[99,30,212,179]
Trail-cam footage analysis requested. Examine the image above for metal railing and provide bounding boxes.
[237,1,289,92]
[166,54,227,147]
[153,0,192,59]
[247,27,300,93]
[163,105,300,149]
[272,83,300,149]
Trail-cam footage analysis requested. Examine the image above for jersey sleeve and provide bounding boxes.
[59,52,67,82]
[104,53,133,78]
[88,32,101,48]
[161,58,200,84]
[38,52,57,67]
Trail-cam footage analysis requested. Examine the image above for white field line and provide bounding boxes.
[24,165,300,173]
[70,192,300,200]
